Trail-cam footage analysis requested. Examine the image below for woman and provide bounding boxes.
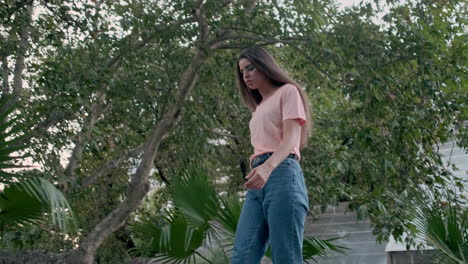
[231,46,312,264]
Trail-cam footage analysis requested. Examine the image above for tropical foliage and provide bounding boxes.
[0,97,75,242]
[130,165,348,263]
[410,192,468,264]
[0,0,465,263]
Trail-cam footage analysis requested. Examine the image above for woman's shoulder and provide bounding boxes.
[280,83,299,91]
[279,83,299,95]
[280,83,297,89]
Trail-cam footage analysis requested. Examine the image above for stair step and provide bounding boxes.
[388,250,437,264]
[311,253,387,264]
[438,145,466,155]
[448,155,468,164]
[306,213,359,224]
[305,221,372,234]
[335,241,387,254]
[305,230,376,243]
[303,202,389,263]
[314,201,351,214]
[436,142,456,150]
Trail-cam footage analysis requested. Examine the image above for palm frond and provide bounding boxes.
[169,166,220,229]
[214,195,242,236]
[303,236,349,263]
[262,235,349,263]
[207,195,242,253]
[0,177,76,231]
[0,118,30,183]
[0,97,76,232]
[414,204,468,264]
[0,181,43,226]
[131,210,208,263]
[194,247,229,264]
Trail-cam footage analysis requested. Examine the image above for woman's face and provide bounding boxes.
[238,58,269,90]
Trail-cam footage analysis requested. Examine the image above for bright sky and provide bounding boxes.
[337,0,390,26]
[337,0,383,10]
[338,0,359,8]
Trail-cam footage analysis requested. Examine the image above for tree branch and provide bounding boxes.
[63,91,109,192]
[105,16,197,70]
[242,0,259,17]
[218,26,269,37]
[292,46,345,84]
[208,0,259,49]
[211,37,309,50]
[154,164,170,186]
[1,55,8,95]
[11,108,75,149]
[0,2,33,114]
[76,143,145,192]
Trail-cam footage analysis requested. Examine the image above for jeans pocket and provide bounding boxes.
[265,163,293,190]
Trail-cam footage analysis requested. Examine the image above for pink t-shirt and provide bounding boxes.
[249,83,307,161]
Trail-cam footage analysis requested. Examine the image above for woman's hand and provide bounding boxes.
[244,163,275,189]
[244,119,301,189]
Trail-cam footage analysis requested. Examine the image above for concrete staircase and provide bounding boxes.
[438,140,468,199]
[304,202,387,264]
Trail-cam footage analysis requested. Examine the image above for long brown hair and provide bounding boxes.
[236,46,312,149]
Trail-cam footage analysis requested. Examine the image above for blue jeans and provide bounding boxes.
[231,153,309,264]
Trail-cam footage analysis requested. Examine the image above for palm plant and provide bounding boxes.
[413,201,468,264]
[0,98,76,234]
[130,165,348,263]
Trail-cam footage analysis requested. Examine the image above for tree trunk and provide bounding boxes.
[0,2,33,114]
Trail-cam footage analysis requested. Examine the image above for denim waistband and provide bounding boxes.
[251,153,298,168]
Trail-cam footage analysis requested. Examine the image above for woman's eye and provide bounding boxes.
[246,64,255,71]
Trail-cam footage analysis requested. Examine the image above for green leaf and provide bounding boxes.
[413,200,468,263]
[169,166,220,229]
[0,177,76,232]
[0,181,43,226]
[214,195,242,236]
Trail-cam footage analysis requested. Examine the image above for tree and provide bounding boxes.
[0,0,465,263]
